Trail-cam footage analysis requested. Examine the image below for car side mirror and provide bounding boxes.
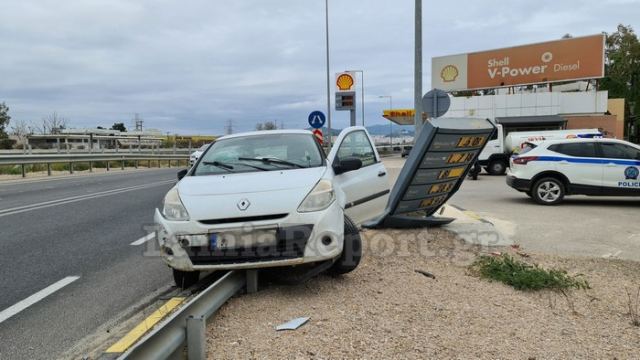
[333,157,362,175]
[177,169,188,181]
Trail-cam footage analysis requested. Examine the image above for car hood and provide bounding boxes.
[177,167,327,221]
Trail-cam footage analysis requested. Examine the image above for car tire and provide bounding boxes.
[487,160,507,175]
[532,177,565,205]
[173,268,200,289]
[327,216,362,275]
[525,190,533,198]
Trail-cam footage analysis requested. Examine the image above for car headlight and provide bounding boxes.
[298,179,335,212]
[162,187,190,221]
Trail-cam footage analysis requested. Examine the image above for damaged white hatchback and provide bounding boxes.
[154,127,390,288]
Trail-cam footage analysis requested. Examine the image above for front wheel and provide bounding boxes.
[327,216,362,275]
[173,268,200,289]
[487,160,507,175]
[532,177,565,205]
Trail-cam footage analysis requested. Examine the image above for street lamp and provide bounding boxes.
[324,0,332,151]
[346,69,365,126]
[379,95,393,147]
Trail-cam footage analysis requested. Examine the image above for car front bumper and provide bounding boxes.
[154,200,344,271]
[506,174,531,192]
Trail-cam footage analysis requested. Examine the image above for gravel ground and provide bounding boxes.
[207,228,640,359]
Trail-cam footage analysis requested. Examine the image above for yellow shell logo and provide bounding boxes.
[440,65,459,82]
[336,74,354,91]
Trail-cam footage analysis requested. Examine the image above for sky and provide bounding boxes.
[1,0,639,135]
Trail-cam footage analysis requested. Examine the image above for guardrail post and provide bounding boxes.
[69,162,74,174]
[135,160,139,169]
[186,315,206,360]
[47,163,51,176]
[89,161,93,173]
[21,164,26,178]
[246,270,258,294]
[121,160,125,170]
[168,160,172,168]
[106,161,110,171]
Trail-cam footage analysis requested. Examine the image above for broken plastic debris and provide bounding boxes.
[276,317,310,331]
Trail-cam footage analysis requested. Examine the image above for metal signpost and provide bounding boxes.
[364,118,496,228]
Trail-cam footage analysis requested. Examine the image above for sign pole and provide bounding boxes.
[325,0,332,152]
[414,0,423,137]
[350,109,356,127]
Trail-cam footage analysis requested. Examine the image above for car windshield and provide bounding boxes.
[193,133,324,175]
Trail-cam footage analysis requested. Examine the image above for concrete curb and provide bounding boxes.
[438,204,513,247]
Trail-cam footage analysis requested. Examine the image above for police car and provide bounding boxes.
[507,138,640,205]
[155,127,390,288]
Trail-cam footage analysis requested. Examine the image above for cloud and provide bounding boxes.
[0,0,638,134]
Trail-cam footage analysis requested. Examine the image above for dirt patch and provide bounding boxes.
[206,228,640,359]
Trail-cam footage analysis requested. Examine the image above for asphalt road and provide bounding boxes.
[0,169,180,360]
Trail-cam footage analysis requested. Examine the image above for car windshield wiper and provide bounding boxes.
[238,157,306,169]
[202,161,235,172]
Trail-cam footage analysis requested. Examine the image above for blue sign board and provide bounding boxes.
[308,111,326,129]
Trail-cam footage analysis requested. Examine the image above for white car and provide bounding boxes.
[155,127,390,288]
[507,138,640,205]
[189,143,211,166]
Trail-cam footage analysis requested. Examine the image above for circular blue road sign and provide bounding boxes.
[308,111,326,129]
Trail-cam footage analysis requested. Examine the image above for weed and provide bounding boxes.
[627,286,640,327]
[471,254,590,291]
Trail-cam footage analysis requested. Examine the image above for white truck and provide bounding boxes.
[478,123,602,175]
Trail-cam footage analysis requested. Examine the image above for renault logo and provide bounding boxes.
[237,198,251,211]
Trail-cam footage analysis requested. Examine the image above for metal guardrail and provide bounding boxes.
[0,148,191,155]
[115,271,247,360]
[0,152,189,177]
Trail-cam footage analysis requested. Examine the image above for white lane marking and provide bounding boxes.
[131,232,156,246]
[0,276,80,324]
[0,180,173,218]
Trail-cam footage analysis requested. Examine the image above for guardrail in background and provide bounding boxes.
[0,153,189,177]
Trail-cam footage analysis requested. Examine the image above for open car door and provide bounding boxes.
[328,127,390,226]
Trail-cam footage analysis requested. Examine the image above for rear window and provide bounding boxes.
[548,142,597,158]
[599,142,640,160]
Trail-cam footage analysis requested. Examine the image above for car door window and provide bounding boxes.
[600,143,640,160]
[336,131,377,166]
[548,142,597,157]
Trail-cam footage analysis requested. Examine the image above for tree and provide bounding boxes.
[0,102,11,138]
[600,24,640,139]
[37,112,67,134]
[10,119,30,143]
[256,121,277,131]
[111,122,127,132]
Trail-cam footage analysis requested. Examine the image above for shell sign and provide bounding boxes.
[335,72,356,91]
[432,34,605,91]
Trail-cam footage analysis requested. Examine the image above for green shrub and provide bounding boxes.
[471,254,590,291]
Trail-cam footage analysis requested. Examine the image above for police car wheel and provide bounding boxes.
[327,216,362,276]
[532,177,565,205]
[173,269,200,289]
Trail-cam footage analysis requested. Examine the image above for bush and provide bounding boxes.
[471,254,590,291]
[0,138,16,149]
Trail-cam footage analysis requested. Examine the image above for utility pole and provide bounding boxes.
[325,0,332,151]
[414,0,423,137]
[134,113,144,132]
[225,119,234,135]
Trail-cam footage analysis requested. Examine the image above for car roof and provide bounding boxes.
[539,138,630,146]
[217,129,313,141]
